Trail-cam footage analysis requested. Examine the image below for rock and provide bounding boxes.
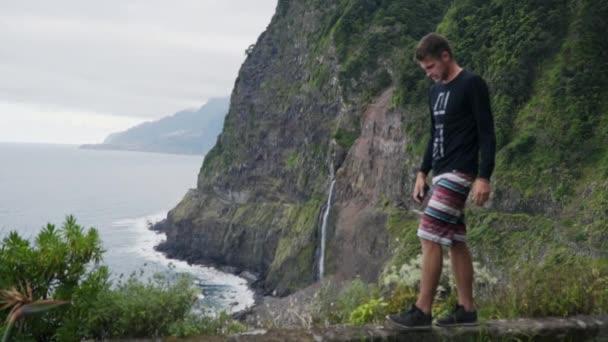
[220,266,239,274]
[238,270,259,284]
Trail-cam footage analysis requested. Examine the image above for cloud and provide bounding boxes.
[0,101,144,144]
[0,1,276,143]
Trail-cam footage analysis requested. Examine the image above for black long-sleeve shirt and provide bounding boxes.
[419,69,496,180]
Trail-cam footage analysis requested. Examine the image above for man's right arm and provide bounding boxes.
[419,133,433,177]
[419,89,435,177]
[413,89,434,202]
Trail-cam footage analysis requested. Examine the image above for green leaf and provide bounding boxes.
[12,299,69,317]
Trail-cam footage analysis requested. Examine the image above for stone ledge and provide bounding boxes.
[224,315,608,341]
[108,315,608,341]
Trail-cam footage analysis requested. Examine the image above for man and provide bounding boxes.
[386,32,496,329]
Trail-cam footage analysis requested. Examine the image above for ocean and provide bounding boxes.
[0,142,254,315]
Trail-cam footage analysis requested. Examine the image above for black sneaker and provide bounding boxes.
[434,304,478,327]
[385,304,432,330]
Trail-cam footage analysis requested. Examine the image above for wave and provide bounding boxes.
[109,211,255,315]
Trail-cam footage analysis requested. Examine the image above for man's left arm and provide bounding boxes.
[470,75,496,205]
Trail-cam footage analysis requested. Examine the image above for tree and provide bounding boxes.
[0,215,107,340]
[245,44,256,56]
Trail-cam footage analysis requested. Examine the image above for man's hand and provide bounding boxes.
[412,172,428,203]
[471,178,491,206]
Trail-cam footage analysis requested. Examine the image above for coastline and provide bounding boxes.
[79,143,204,156]
[148,219,267,320]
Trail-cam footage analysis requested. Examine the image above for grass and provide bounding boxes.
[333,127,359,149]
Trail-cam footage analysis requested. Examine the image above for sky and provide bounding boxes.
[0,1,277,144]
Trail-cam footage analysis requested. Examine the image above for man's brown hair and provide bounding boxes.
[414,33,453,61]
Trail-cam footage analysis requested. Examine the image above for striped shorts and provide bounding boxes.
[417,170,475,246]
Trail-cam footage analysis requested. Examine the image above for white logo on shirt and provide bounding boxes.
[433,91,450,159]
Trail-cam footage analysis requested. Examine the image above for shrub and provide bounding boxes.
[58,272,199,340]
[0,217,251,340]
[311,277,380,325]
[348,297,388,325]
[480,255,608,319]
[381,254,498,299]
[0,215,105,341]
[381,254,498,321]
[333,127,359,149]
[168,311,248,337]
[384,283,418,314]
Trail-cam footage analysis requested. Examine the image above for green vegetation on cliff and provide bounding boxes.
[267,198,325,293]
[322,0,607,322]
[311,250,607,327]
[332,0,608,275]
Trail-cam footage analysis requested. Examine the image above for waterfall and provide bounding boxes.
[319,178,336,281]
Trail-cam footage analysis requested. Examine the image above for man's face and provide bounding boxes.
[418,52,450,83]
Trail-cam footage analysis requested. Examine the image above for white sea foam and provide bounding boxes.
[110,211,255,314]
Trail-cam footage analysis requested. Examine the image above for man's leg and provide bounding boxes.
[385,237,437,328]
[415,238,443,314]
[449,240,475,311]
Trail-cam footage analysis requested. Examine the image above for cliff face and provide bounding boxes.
[156,1,355,295]
[156,0,608,296]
